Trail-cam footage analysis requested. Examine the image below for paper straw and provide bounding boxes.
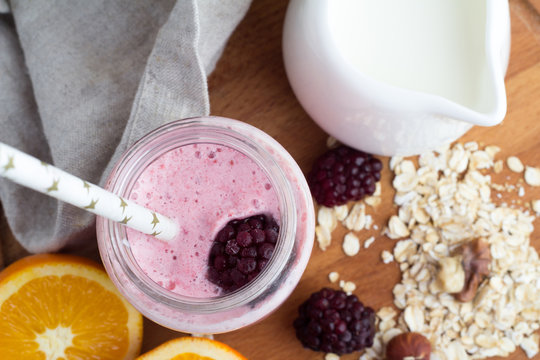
[0,142,178,241]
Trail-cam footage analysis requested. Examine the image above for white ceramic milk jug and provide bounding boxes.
[283,0,511,156]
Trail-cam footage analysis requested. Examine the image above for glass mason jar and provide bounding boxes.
[96,116,314,334]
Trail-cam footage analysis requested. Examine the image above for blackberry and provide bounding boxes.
[293,288,376,355]
[307,145,382,207]
[207,214,279,293]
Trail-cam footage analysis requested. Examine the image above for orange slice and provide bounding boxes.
[0,254,143,360]
[137,337,247,360]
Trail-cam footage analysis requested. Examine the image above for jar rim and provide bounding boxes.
[98,116,298,314]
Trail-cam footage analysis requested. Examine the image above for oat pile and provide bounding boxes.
[315,182,382,295]
[361,142,540,359]
[315,182,381,254]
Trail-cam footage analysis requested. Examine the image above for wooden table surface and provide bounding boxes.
[2,0,540,359]
[139,1,540,359]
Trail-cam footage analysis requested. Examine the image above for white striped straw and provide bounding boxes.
[0,142,178,241]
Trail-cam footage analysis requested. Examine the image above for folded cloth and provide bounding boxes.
[0,0,251,253]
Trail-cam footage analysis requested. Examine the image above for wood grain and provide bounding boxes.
[1,0,539,359]
[513,0,540,43]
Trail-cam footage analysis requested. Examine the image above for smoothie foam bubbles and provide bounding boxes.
[126,143,280,298]
[97,117,314,333]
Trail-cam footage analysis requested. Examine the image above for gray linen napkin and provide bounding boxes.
[0,0,251,253]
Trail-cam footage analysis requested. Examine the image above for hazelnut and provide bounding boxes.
[455,238,491,302]
[386,332,431,360]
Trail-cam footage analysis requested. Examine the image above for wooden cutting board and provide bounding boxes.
[2,0,539,359]
[140,1,540,359]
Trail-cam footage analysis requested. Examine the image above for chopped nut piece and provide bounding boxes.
[381,250,394,264]
[455,239,491,302]
[524,166,540,186]
[342,232,360,256]
[436,256,465,293]
[328,271,339,283]
[364,236,375,249]
[507,156,524,173]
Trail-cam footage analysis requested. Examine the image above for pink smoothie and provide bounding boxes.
[125,143,280,298]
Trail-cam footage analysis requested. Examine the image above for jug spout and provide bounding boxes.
[436,0,510,127]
